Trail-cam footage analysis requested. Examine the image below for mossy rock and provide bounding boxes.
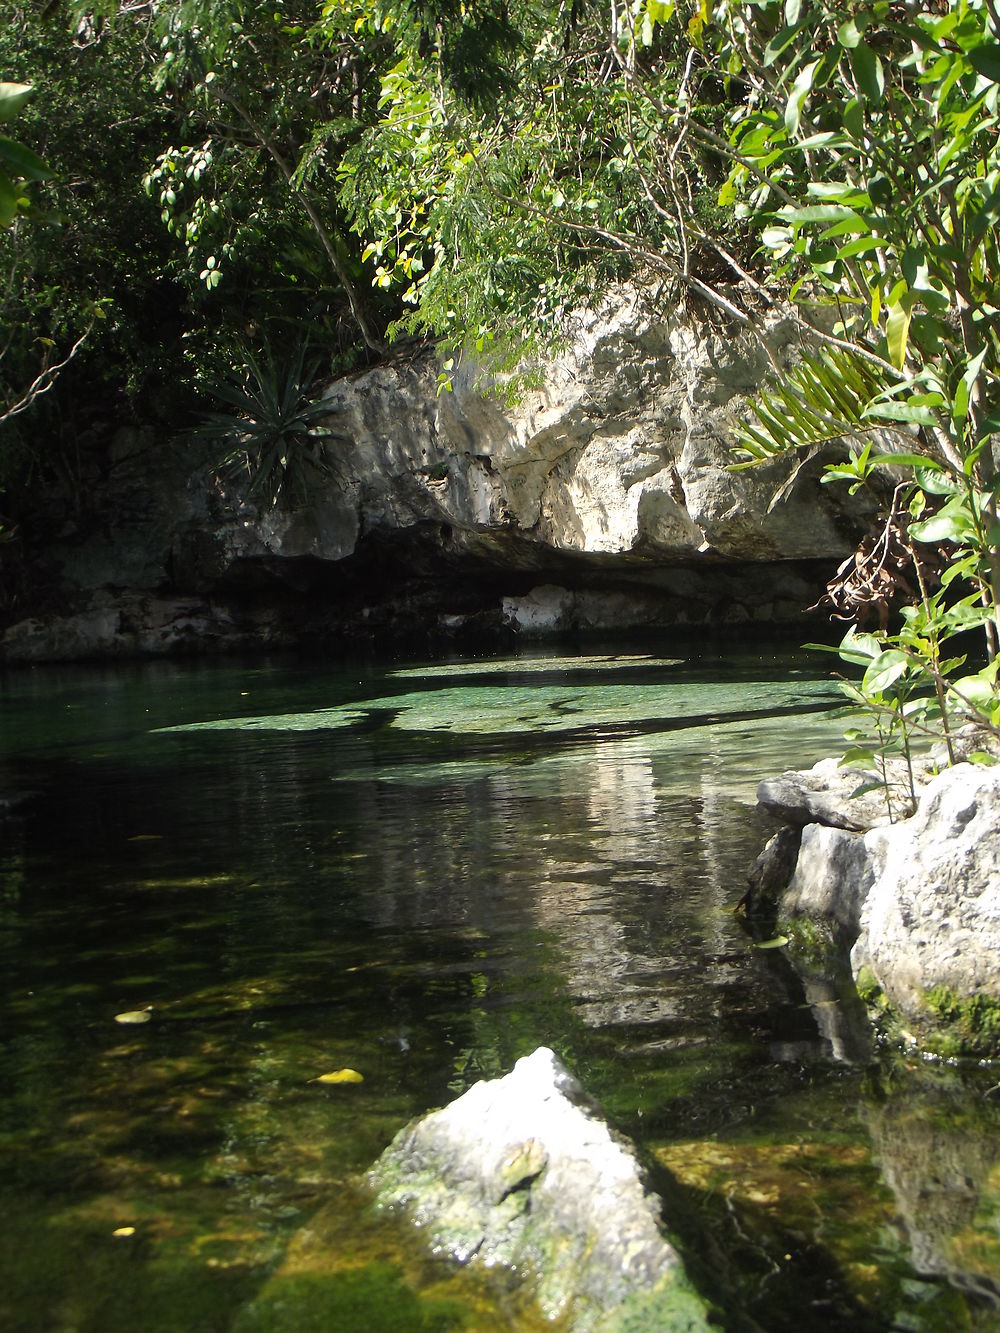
[853,969,1000,1060]
[922,988,1000,1060]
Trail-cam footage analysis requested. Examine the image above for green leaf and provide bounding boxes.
[763,22,802,64]
[908,509,976,544]
[839,628,884,664]
[914,464,959,495]
[835,235,886,259]
[886,296,913,370]
[867,453,944,470]
[950,669,1000,715]
[840,746,877,767]
[0,82,33,124]
[865,401,939,425]
[837,19,862,49]
[779,203,862,225]
[862,649,910,695]
[851,44,885,103]
[843,97,864,138]
[785,59,819,136]
[0,135,49,182]
[969,43,1000,85]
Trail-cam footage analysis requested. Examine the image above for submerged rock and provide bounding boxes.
[368,1046,711,1331]
[864,1075,1000,1305]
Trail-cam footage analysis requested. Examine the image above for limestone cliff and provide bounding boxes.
[3,292,876,661]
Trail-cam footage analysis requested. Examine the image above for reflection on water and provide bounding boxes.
[1,646,999,1331]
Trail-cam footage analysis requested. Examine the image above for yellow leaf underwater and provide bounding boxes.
[112,1226,136,1238]
[312,1068,364,1085]
[114,1009,153,1024]
[753,936,790,950]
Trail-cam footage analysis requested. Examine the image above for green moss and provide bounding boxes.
[594,1270,713,1332]
[780,915,840,965]
[923,988,1000,1059]
[232,1267,471,1333]
[855,967,884,1007]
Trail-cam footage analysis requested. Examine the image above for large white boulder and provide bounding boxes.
[852,764,1000,1021]
[368,1046,711,1331]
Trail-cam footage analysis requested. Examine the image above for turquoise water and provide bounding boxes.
[1,646,998,1331]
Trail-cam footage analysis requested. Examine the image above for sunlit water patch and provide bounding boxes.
[156,673,838,740]
[1,645,999,1332]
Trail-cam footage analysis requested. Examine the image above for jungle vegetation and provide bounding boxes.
[3,0,1000,763]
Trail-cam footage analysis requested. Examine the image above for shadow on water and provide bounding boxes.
[1,646,1000,1330]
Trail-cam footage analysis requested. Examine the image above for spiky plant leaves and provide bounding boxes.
[194,342,346,508]
[731,346,892,467]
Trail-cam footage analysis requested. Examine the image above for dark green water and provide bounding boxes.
[1,646,999,1332]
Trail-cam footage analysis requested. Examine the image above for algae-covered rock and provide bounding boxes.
[756,753,1000,1052]
[368,1046,711,1331]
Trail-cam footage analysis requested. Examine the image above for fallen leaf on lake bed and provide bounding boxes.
[753,936,790,950]
[128,834,163,842]
[311,1069,364,1085]
[112,1226,136,1237]
[115,1008,153,1025]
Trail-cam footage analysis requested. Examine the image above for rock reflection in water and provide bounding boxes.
[865,1078,1000,1308]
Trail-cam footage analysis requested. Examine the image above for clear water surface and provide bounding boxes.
[1,643,999,1332]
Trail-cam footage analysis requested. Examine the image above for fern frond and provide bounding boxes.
[731,346,895,468]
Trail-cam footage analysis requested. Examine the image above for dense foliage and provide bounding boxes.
[4,0,1000,771]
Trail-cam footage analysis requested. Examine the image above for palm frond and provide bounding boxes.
[731,346,894,468]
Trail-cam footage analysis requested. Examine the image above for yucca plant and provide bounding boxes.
[195,342,344,508]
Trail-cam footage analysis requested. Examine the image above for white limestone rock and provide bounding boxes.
[851,764,1000,1020]
[220,290,872,571]
[757,756,912,830]
[369,1046,711,1331]
[783,822,889,936]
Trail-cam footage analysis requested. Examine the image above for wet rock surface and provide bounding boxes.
[368,1046,711,1331]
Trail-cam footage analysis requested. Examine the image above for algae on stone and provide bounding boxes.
[367,1048,713,1332]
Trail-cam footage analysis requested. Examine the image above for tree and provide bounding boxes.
[332,0,737,360]
[702,0,1000,776]
[0,1,180,520]
[336,0,1000,773]
[134,0,396,352]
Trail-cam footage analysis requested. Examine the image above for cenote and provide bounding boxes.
[2,642,1000,1332]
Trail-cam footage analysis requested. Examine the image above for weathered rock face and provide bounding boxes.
[852,764,1000,1022]
[209,294,867,569]
[757,757,899,831]
[782,822,886,936]
[754,754,1000,1041]
[3,292,878,661]
[368,1046,711,1332]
